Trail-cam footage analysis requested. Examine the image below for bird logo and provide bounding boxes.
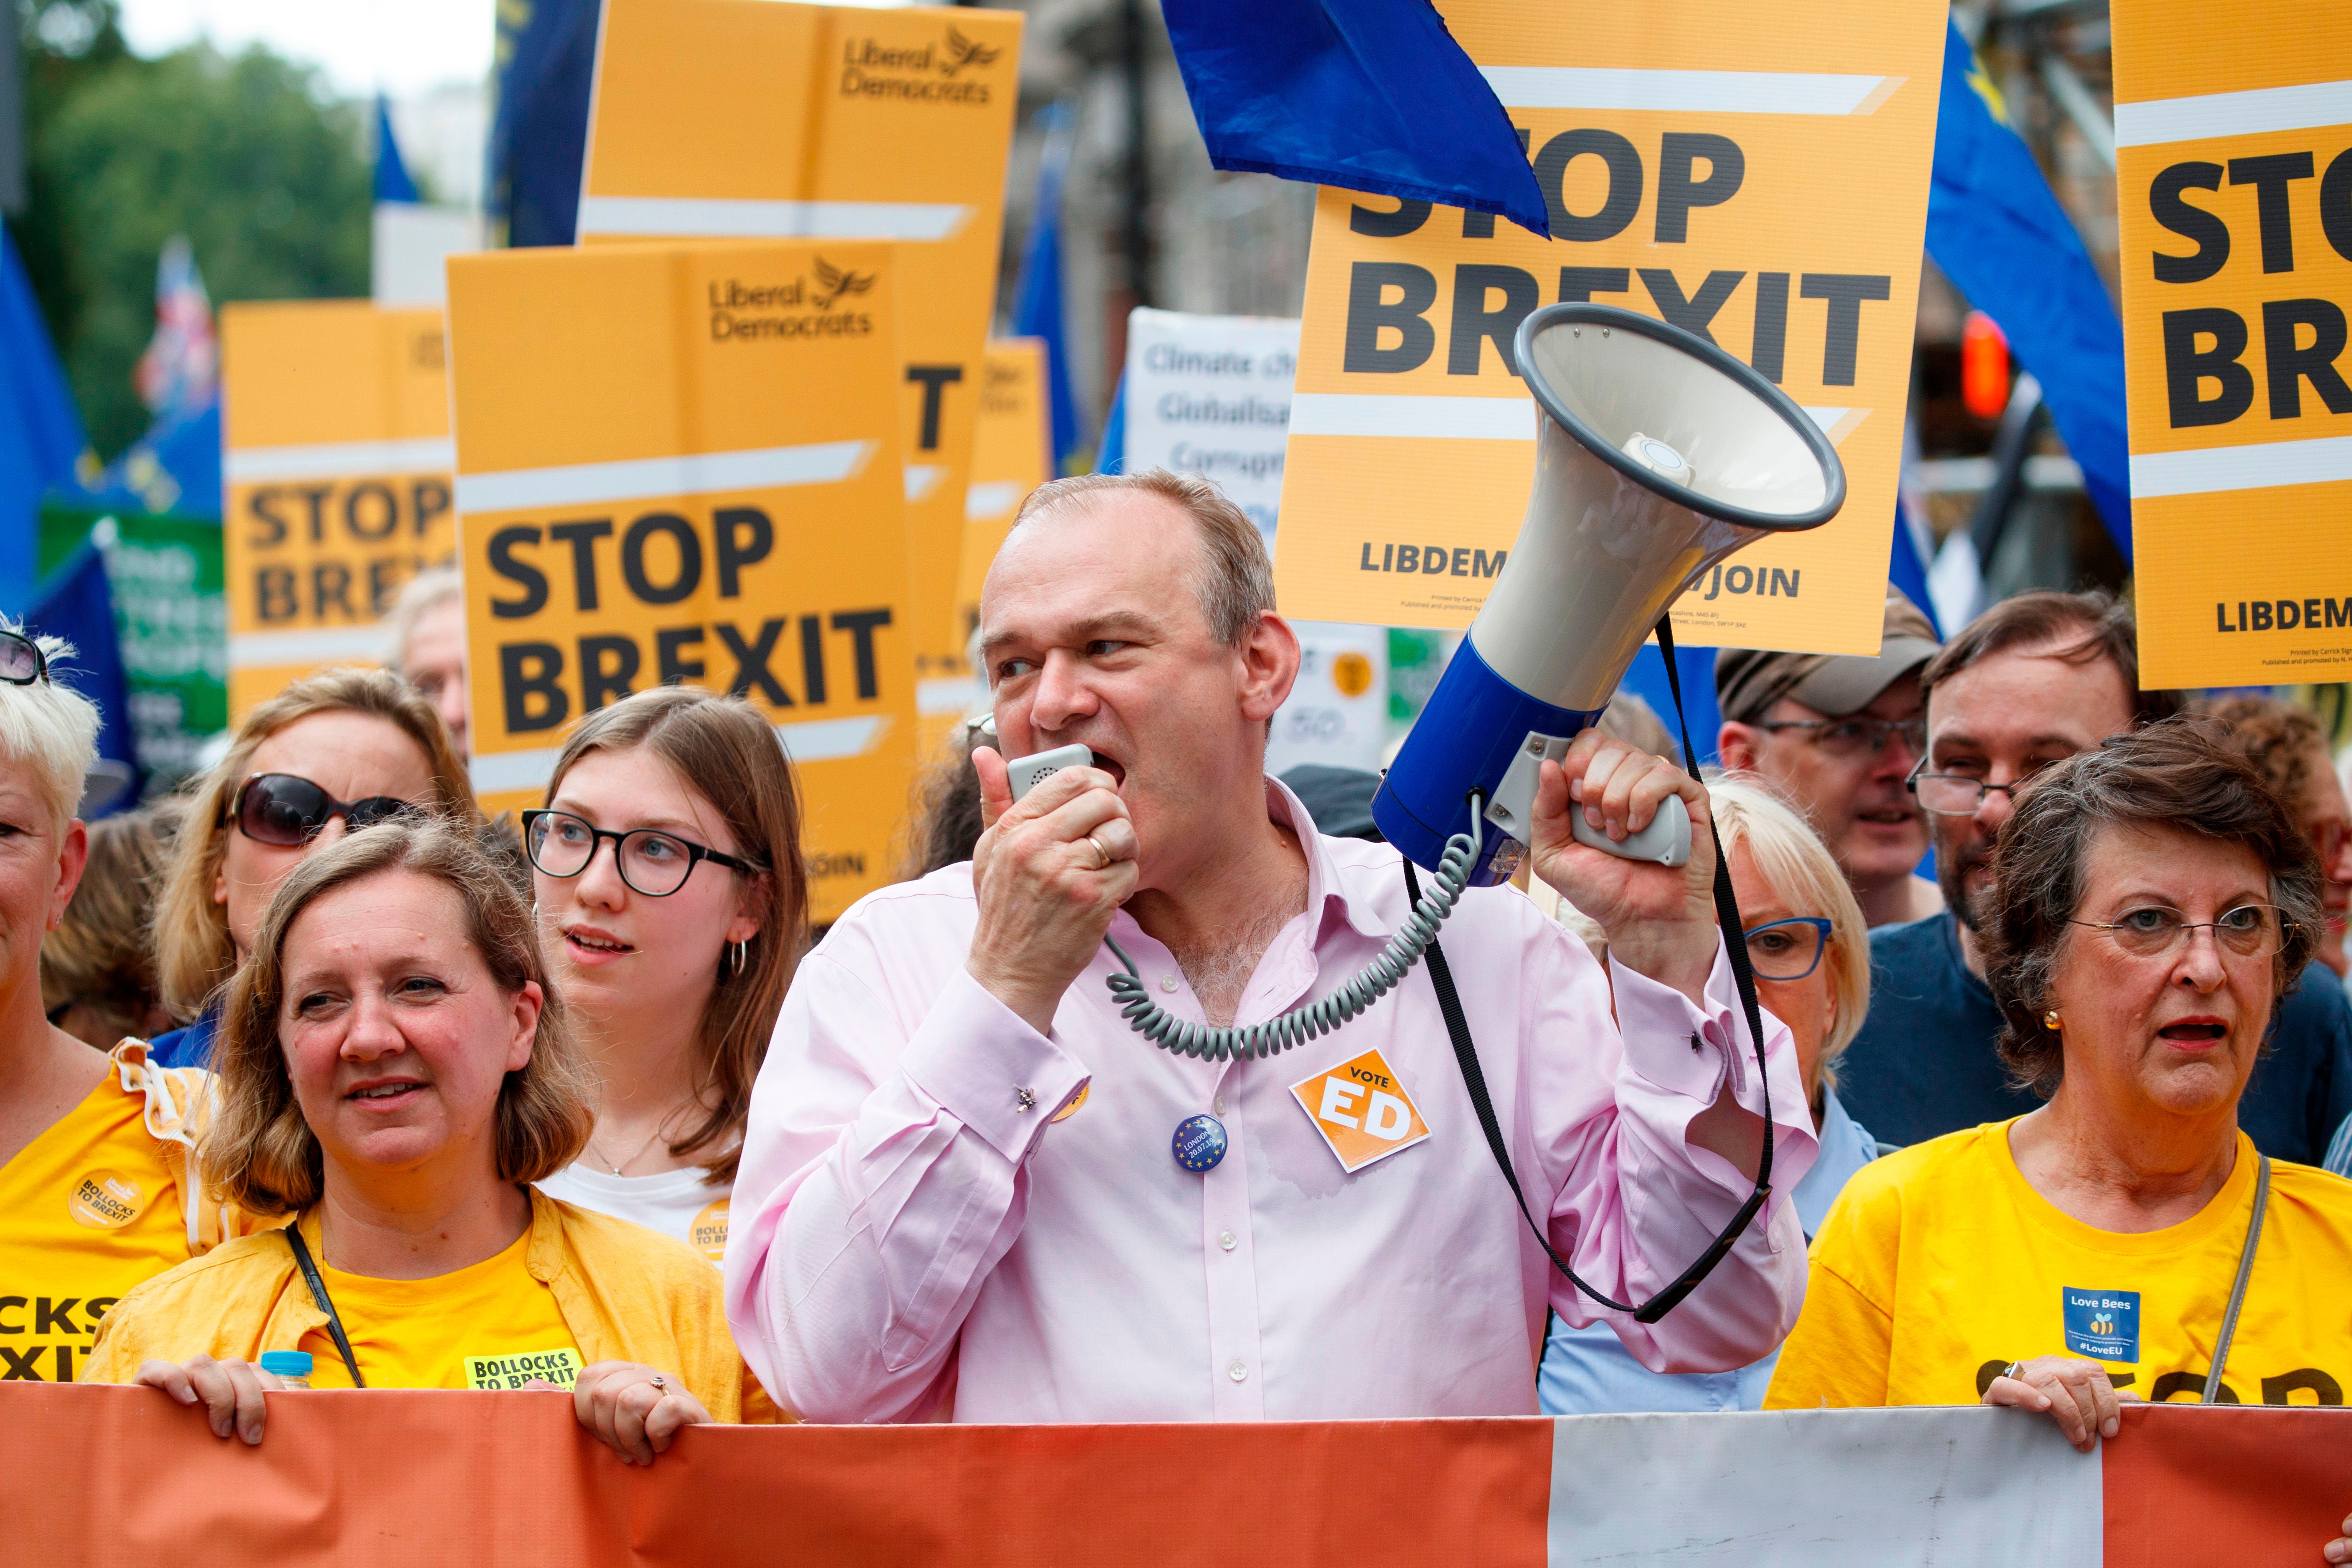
[941,26,998,76]
[812,256,875,310]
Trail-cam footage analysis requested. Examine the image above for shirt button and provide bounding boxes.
[1213,1095,1227,1115]
[1218,1229,1237,1251]
[1228,1360,1248,1382]
[1159,974,1179,993]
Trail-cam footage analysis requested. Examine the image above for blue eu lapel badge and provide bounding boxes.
[2062,1289,2141,1362]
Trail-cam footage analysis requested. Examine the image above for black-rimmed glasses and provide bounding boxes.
[1743,917,1834,981]
[521,809,759,898]
[0,629,50,686]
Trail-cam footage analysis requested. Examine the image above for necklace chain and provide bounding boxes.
[585,1119,670,1177]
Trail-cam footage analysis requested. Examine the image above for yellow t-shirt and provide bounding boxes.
[0,1058,202,1385]
[302,1227,583,1392]
[1766,1121,2352,1410]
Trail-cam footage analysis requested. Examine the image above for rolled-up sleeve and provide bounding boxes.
[724,945,1089,1424]
[1534,935,1818,1377]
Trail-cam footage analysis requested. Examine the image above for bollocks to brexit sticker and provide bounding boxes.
[2061,1289,2141,1363]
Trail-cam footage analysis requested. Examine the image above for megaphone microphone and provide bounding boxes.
[1373,303,1846,882]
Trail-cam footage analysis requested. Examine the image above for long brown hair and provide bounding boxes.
[542,688,807,1185]
[154,667,479,1018]
[202,820,594,1216]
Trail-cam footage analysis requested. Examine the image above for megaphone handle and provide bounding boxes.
[1566,791,1690,867]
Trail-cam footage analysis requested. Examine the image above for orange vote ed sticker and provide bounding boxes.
[1290,1048,1430,1173]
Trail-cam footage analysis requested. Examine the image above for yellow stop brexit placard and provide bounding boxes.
[444,240,916,922]
[957,339,1050,648]
[1273,0,1947,654]
[2112,1,2352,687]
[578,0,1024,687]
[219,302,455,718]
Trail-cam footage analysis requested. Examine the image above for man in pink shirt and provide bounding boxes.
[726,470,1819,1423]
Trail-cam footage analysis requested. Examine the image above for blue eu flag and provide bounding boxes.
[1927,21,2132,558]
[1160,0,1550,240]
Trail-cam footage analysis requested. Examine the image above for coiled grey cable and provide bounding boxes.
[1102,797,1485,1061]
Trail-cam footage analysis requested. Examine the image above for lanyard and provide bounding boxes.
[283,1224,367,1388]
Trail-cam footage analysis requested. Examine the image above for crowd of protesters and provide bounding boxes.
[4,471,2351,1546]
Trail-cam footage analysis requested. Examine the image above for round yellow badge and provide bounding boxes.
[69,1169,147,1230]
[689,1197,730,1261]
[1332,651,1375,698]
[1050,1082,1090,1123]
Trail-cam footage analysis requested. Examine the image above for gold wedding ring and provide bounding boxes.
[1084,833,1112,870]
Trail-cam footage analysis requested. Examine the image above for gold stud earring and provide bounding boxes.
[2042,1010,2062,1032]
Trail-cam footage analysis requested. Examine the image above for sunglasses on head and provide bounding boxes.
[230,773,423,847]
[0,629,49,686]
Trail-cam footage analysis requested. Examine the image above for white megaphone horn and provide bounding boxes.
[1372,302,1847,883]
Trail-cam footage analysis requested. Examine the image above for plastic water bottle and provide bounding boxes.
[259,1350,313,1390]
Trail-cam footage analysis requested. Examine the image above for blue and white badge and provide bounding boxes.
[1172,1114,1227,1173]
[2061,1288,2141,1363]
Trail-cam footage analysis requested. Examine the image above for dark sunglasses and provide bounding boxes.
[231,773,423,847]
[0,629,50,686]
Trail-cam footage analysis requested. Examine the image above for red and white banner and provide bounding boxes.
[3,1386,2344,1563]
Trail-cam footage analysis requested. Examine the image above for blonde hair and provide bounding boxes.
[1708,773,1872,1084]
[0,628,101,828]
[201,820,594,1216]
[384,565,462,674]
[154,667,480,1018]
[542,687,808,1185]
[41,801,183,1038]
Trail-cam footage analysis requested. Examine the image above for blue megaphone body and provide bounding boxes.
[1373,304,1848,883]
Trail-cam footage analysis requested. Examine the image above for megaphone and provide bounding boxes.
[1372,303,1847,883]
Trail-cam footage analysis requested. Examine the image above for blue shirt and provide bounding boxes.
[1835,914,2352,1165]
[1537,1091,1881,1414]
[144,1006,218,1070]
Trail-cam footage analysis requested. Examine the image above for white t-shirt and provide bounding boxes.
[535,1163,732,1263]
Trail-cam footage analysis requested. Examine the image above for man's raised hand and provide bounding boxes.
[966,747,1139,1034]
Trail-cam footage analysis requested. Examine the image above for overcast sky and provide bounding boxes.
[116,0,917,98]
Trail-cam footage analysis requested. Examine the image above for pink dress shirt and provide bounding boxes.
[726,781,1819,1424]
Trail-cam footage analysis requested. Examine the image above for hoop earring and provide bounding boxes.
[729,937,750,981]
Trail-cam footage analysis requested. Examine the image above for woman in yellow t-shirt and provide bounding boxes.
[0,628,245,1386]
[1768,723,2352,1514]
[85,820,774,1462]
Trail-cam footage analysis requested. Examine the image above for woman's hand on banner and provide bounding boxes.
[967,747,1139,1035]
[567,1361,712,1466]
[1981,1356,2130,1452]
[136,1354,285,1445]
[1529,733,1717,1003]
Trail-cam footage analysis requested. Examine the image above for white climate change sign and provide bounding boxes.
[1120,307,1384,774]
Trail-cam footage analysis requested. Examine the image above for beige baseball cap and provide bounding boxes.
[1715,590,1941,724]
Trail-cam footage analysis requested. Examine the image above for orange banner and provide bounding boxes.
[5,1386,2347,1564]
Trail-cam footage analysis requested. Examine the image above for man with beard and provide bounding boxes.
[1715,589,1944,928]
[1834,590,2352,1160]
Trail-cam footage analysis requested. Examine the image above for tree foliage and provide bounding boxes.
[15,0,369,458]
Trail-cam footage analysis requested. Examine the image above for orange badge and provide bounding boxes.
[1290,1048,1430,1173]
[1050,1082,1090,1123]
[68,1170,148,1230]
[690,1197,730,1262]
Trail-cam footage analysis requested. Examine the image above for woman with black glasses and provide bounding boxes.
[1531,774,1887,1413]
[523,689,806,1293]
[148,668,476,1069]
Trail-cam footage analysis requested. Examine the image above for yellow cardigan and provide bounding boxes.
[82,1187,776,1422]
